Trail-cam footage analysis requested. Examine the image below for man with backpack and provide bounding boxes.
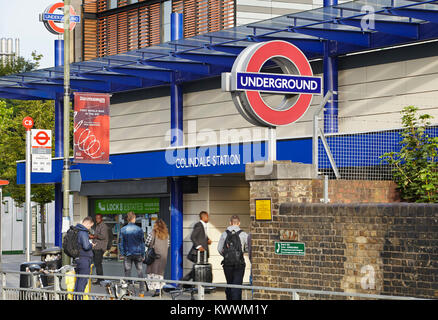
[72,216,95,298]
[217,215,248,300]
[89,214,110,285]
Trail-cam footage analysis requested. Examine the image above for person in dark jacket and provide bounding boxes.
[181,211,211,282]
[90,214,109,284]
[74,216,95,298]
[119,211,146,296]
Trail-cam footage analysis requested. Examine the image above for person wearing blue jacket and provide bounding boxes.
[73,216,95,298]
[119,211,146,296]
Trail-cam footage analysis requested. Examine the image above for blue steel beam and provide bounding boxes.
[338,18,420,39]
[79,73,143,87]
[108,66,172,82]
[23,83,64,94]
[140,60,211,75]
[386,8,438,23]
[0,91,40,100]
[0,87,56,100]
[292,27,371,46]
[49,78,111,91]
[174,52,237,67]
[253,36,325,53]
[208,44,246,55]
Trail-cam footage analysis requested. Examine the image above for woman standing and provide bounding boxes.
[145,219,169,297]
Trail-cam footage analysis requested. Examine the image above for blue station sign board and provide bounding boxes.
[236,72,322,95]
[42,13,81,23]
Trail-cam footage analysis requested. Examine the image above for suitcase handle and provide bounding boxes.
[197,249,207,264]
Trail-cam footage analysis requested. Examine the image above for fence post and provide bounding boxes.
[197,283,205,300]
[54,275,60,300]
[0,272,5,300]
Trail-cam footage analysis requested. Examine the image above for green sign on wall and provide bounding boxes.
[274,242,305,256]
[95,198,160,215]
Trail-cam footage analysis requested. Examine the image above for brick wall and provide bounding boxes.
[249,202,438,299]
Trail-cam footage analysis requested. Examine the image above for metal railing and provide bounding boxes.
[0,268,429,301]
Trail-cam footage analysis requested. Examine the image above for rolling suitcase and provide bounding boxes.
[193,250,213,283]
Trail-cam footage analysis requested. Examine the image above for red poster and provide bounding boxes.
[73,92,110,164]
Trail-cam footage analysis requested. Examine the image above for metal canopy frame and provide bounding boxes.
[1,0,438,100]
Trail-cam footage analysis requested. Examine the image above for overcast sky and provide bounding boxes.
[0,0,64,69]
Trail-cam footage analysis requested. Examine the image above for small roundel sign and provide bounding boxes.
[222,40,322,127]
[40,2,80,35]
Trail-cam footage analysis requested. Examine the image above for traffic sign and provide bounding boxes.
[40,2,80,35]
[31,129,52,173]
[32,130,52,148]
[223,40,321,127]
[22,117,34,130]
[0,180,9,186]
[275,242,306,256]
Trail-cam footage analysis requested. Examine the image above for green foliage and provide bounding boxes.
[381,106,438,203]
[0,51,42,76]
[0,52,55,207]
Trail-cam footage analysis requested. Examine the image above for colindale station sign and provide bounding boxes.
[222,40,322,127]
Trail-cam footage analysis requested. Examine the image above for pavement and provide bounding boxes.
[0,253,229,300]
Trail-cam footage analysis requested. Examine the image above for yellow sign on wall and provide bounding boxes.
[255,198,272,221]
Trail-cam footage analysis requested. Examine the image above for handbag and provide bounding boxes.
[144,233,160,265]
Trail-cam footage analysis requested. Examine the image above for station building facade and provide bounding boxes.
[6,0,438,283]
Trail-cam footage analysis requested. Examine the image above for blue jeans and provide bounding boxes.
[223,265,245,300]
[123,255,145,293]
[74,257,92,299]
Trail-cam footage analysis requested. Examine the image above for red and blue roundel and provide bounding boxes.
[223,40,322,127]
[41,2,80,35]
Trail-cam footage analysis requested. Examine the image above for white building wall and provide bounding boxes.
[1,197,57,253]
[183,176,251,283]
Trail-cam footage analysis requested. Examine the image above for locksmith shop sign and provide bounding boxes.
[222,40,322,127]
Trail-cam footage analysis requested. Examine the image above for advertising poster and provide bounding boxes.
[73,92,110,164]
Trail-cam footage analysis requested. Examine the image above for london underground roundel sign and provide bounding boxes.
[222,40,322,127]
[40,2,80,35]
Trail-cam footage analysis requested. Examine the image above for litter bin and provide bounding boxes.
[19,261,47,300]
[40,247,62,286]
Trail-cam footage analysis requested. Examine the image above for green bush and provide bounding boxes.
[381,106,438,203]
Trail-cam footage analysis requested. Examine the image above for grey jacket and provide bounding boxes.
[92,222,109,251]
[217,225,248,256]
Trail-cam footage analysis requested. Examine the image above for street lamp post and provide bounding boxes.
[62,0,71,266]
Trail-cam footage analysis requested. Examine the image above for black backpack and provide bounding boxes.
[62,226,80,258]
[106,224,114,251]
[222,230,245,267]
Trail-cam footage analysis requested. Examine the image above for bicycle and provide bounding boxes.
[100,279,135,300]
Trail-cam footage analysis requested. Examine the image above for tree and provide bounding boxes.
[381,106,438,203]
[0,52,55,249]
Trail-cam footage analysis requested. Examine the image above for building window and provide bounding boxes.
[108,0,117,9]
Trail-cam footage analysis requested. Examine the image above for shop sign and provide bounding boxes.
[40,2,80,35]
[95,198,160,215]
[73,92,110,164]
[275,242,306,256]
[222,40,322,127]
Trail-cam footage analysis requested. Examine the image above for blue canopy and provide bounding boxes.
[1,0,438,100]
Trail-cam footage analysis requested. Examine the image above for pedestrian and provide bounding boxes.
[74,216,96,299]
[89,214,109,284]
[145,219,169,297]
[119,211,146,297]
[217,215,248,300]
[182,211,212,282]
